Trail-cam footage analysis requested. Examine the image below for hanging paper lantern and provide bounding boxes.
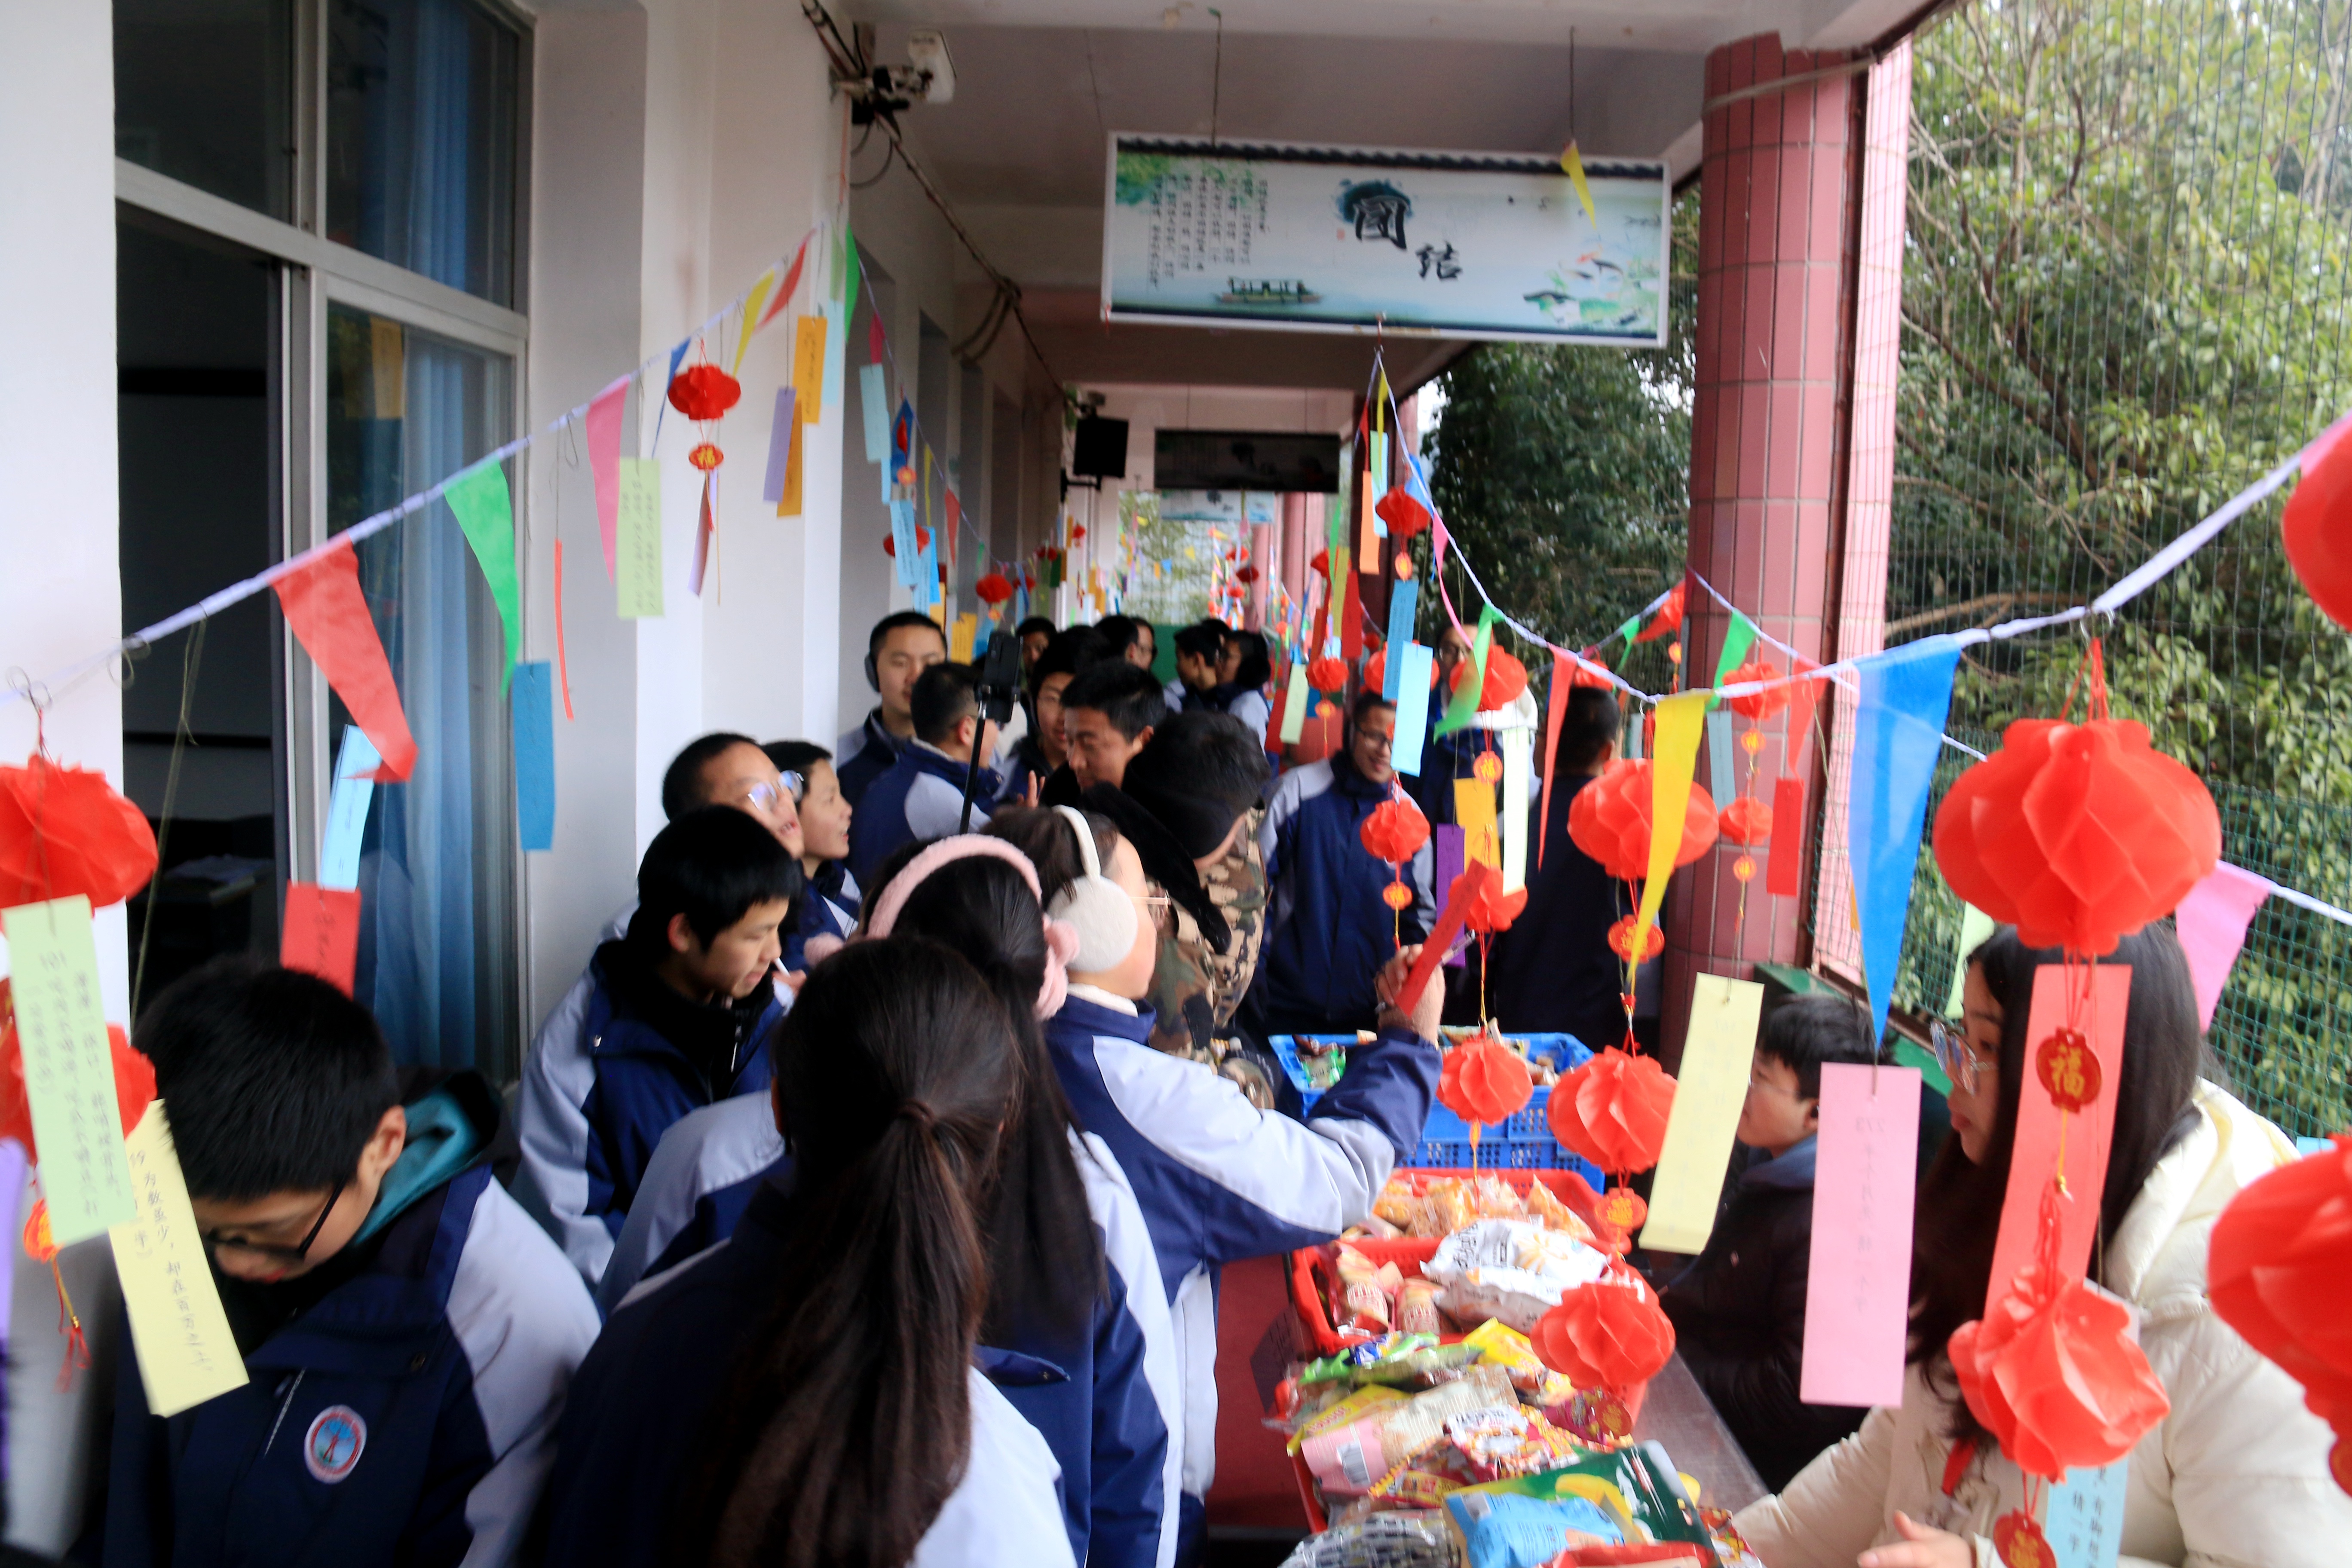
[2284,423,2352,631]
[0,980,155,1163]
[1605,916,1664,962]
[1724,658,1789,721]
[0,753,161,910]
[1375,485,1433,541]
[1531,1269,1676,1387]
[667,364,741,422]
[1308,656,1350,695]
[1567,759,1720,883]
[880,527,933,558]
[1236,565,1259,584]
[1932,717,2220,956]
[976,573,1015,606]
[1449,647,1529,712]
[1948,1263,2172,1480]
[1360,794,1431,864]
[2210,1132,2352,1481]
[1458,877,1528,937]
[1439,1031,1535,1127]
[1718,795,1774,846]
[1071,524,1087,543]
[1547,1047,1675,1174]
[1634,580,1686,644]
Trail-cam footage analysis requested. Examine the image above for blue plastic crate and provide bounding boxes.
[1269,1032,1603,1189]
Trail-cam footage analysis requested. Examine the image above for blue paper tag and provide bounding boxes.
[1707,707,1736,817]
[318,727,380,891]
[2048,1460,2128,1568]
[859,364,889,463]
[512,661,557,852]
[890,499,920,586]
[1384,581,1419,700]
[1392,642,1433,776]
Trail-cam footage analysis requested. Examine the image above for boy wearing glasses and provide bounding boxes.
[106,958,597,1566]
[1656,993,1882,1491]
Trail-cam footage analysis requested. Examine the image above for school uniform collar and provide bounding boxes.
[1055,988,1157,1044]
[860,708,906,758]
[1328,748,1390,801]
[906,739,1003,797]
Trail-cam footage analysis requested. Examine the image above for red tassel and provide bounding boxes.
[553,539,575,721]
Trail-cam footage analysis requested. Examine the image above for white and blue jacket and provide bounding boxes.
[511,942,781,1289]
[596,1099,1185,1568]
[539,1179,1075,1568]
[102,1077,599,1568]
[784,861,860,973]
[1041,987,1441,1503]
[1257,754,1437,1032]
[847,741,1002,885]
[834,707,908,808]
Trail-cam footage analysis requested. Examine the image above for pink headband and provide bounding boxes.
[804,835,1078,1019]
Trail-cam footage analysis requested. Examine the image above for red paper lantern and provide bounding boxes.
[1360,794,1431,864]
[666,364,741,422]
[1532,1269,1676,1387]
[1375,485,1432,542]
[1439,1032,1534,1127]
[0,753,160,910]
[1932,717,2220,956]
[1236,565,1259,584]
[2211,1133,2352,1475]
[2284,423,2352,631]
[0,979,154,1164]
[1724,658,1789,721]
[1546,1047,1675,1174]
[881,527,934,558]
[976,573,1015,605]
[1308,656,1350,695]
[1605,916,1664,962]
[1718,795,1774,846]
[1071,524,1087,542]
[1448,647,1529,712]
[1948,1263,2171,1480]
[1459,877,1528,937]
[1567,759,1720,883]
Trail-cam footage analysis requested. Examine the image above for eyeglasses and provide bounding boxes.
[202,1176,346,1265]
[744,777,804,814]
[1929,1017,1992,1093]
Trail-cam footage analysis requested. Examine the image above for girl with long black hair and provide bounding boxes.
[1733,923,2351,1567]
[536,940,1075,1568]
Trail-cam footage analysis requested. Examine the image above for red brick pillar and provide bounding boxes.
[1659,35,1911,1064]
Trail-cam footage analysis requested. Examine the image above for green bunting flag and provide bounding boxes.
[1709,610,1761,705]
[1435,604,1498,738]
[444,459,521,692]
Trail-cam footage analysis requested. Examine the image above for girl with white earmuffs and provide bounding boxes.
[987,804,1449,1567]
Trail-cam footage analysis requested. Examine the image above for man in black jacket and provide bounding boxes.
[1658,993,1881,1490]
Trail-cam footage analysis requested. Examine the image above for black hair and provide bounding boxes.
[1908,922,2210,1443]
[1226,629,1272,692]
[1755,993,1881,1100]
[679,940,1015,1568]
[868,609,949,658]
[635,805,802,949]
[1174,620,1227,662]
[661,732,762,823]
[1030,626,1110,697]
[1016,616,1056,642]
[1060,659,1167,741]
[135,957,400,1200]
[1553,687,1622,777]
[1094,614,1151,658]
[871,853,1106,1344]
[762,740,831,780]
[1350,688,1396,728]
[910,662,983,747]
[1124,711,1269,860]
[985,805,1121,911]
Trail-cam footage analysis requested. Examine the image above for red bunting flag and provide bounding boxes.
[1538,649,1574,871]
[273,539,417,781]
[757,235,811,334]
[869,309,886,365]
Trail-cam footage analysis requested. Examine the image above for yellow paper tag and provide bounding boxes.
[950,613,977,662]
[775,421,804,518]
[0,895,136,1244]
[110,1102,249,1417]
[1454,778,1500,868]
[616,458,665,618]
[1639,974,1764,1255]
[793,314,827,420]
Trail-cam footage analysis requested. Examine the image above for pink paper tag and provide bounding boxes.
[1987,964,2130,1305]
[2173,864,2271,1028]
[1800,1063,1921,1408]
[585,373,630,580]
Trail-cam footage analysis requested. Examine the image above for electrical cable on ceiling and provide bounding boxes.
[1209,7,1225,145]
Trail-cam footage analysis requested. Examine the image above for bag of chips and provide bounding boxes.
[1424,1221,1610,1333]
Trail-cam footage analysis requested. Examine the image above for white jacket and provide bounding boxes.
[1735,1083,2352,1568]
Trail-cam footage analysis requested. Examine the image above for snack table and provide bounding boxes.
[1632,1354,1767,1513]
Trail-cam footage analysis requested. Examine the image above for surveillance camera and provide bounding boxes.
[907,28,955,103]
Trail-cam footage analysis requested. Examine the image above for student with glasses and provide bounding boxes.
[105,959,597,1568]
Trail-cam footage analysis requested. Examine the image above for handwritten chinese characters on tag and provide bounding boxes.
[110,1100,248,1417]
[2,895,136,1244]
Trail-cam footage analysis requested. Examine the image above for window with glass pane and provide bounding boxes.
[325,303,518,1073]
[327,0,521,305]
[115,0,298,219]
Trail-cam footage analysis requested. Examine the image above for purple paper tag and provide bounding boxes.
[1434,824,1468,968]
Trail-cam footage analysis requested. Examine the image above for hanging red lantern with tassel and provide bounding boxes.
[1531,1267,1676,1387]
[667,364,741,471]
[0,753,160,910]
[881,527,933,558]
[1438,1030,1533,1171]
[1359,791,1430,937]
[1948,1252,2172,1479]
[1567,760,1719,882]
[1308,656,1350,695]
[1718,795,1773,846]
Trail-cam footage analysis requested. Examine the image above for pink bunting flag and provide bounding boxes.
[2174,863,2273,1028]
[585,373,630,580]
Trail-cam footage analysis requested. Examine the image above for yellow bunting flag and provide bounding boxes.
[733,268,778,376]
[1639,974,1764,1255]
[616,458,665,618]
[793,314,827,420]
[1632,691,1708,957]
[1561,141,1599,228]
[950,612,977,662]
[0,895,137,1244]
[1455,778,1501,869]
[110,1101,248,1416]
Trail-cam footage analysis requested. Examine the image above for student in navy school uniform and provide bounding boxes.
[536,941,1077,1568]
[102,959,598,1568]
[987,804,1445,1566]
[848,662,1003,885]
[998,627,1110,805]
[761,740,861,972]
[835,609,951,808]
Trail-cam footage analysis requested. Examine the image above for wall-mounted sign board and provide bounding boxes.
[1155,429,1343,493]
[1102,134,1670,346]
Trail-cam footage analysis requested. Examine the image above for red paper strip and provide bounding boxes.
[1987,964,2129,1305]
[1340,551,1363,662]
[758,236,811,334]
[282,882,362,995]
[689,472,715,597]
[1538,649,1573,871]
[553,539,575,722]
[1396,861,1501,1017]
[585,373,629,580]
[273,539,417,781]
[945,490,962,571]
[1766,775,1805,896]
[869,309,886,365]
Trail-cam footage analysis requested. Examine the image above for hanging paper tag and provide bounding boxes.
[1765,775,1804,896]
[1392,643,1433,775]
[950,613,977,662]
[1640,974,1765,1255]
[444,460,522,689]
[793,314,828,419]
[1987,964,2128,1304]
[616,458,665,618]
[1454,779,1500,869]
[1500,728,1533,894]
[1358,493,1381,573]
[763,389,797,504]
[109,1101,248,1417]
[512,661,556,852]
[1383,580,1419,699]
[890,499,921,587]
[0,895,137,1245]
[1799,1062,1922,1406]
[777,420,805,518]
[2048,1459,2130,1568]
[1706,707,1736,818]
[281,884,362,996]
[1280,658,1311,746]
[859,364,890,463]
[1369,431,1390,511]
[1432,826,1467,967]
[318,726,381,892]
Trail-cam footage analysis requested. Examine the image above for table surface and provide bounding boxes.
[1633,1354,1768,1514]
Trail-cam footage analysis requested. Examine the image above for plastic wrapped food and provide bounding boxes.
[1444,1489,1623,1568]
[1424,1221,1611,1332]
[1441,1403,1586,1482]
[1523,1178,1600,1245]
[1395,1277,1443,1336]
[1276,1510,1456,1568]
[1459,1319,1576,1406]
[1333,1245,1405,1334]
[1284,1384,1409,1449]
[1300,1364,1516,1495]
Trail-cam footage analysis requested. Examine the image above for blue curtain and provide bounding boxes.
[351,0,475,294]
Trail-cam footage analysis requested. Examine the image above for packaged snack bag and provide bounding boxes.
[1461,1318,1578,1406]
[1444,1490,1622,1568]
[1523,1178,1600,1244]
[1300,1364,1516,1495]
[1274,1510,1456,1568]
[1424,1221,1610,1332]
